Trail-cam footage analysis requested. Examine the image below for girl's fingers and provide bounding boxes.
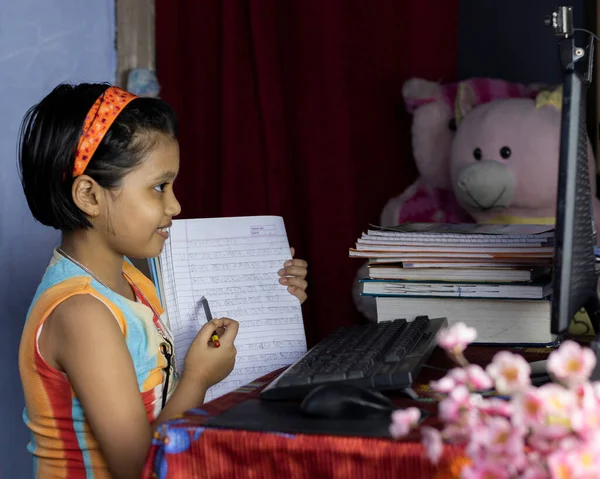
[280,277,308,291]
[288,286,307,304]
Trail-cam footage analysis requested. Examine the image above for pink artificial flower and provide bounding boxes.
[441,423,470,444]
[420,426,443,464]
[546,449,574,479]
[478,397,513,418]
[547,340,596,387]
[528,425,575,455]
[449,367,468,384]
[460,460,511,479]
[430,372,459,394]
[403,328,600,476]
[519,463,550,479]
[528,383,576,440]
[431,365,492,393]
[467,416,524,460]
[567,443,600,478]
[464,364,494,391]
[513,387,545,426]
[547,443,600,479]
[389,407,421,439]
[438,386,474,423]
[526,432,559,454]
[569,383,600,437]
[437,322,477,355]
[486,351,531,394]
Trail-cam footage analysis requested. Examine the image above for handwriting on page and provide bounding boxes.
[162,216,306,401]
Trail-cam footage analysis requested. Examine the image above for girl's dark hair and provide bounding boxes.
[18,83,178,232]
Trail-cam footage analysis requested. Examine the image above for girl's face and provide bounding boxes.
[98,135,181,259]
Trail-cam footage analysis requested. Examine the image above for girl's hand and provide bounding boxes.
[278,247,308,304]
[183,317,238,387]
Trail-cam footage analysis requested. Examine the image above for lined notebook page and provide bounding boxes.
[159,215,307,401]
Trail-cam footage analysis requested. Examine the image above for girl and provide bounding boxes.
[17,83,308,479]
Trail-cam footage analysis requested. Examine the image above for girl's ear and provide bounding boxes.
[72,175,102,218]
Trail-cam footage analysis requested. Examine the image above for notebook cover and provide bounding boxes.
[148,258,162,305]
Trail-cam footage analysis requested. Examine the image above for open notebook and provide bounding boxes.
[149,215,307,401]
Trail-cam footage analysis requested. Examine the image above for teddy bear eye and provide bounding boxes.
[500,146,511,159]
[473,148,482,160]
[448,118,457,132]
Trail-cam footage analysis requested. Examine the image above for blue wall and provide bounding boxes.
[0,1,115,476]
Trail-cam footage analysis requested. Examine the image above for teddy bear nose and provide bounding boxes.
[455,160,515,209]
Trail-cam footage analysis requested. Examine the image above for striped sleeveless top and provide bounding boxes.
[19,250,177,478]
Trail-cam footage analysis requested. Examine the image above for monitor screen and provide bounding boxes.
[550,70,597,334]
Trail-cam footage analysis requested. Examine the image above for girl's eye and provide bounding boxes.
[154,183,167,193]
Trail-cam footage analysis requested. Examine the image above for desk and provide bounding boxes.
[142,346,553,479]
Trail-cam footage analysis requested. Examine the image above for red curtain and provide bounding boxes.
[155,0,459,346]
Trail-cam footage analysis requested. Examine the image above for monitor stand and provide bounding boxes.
[528,293,600,385]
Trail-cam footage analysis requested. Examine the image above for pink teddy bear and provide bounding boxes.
[451,85,600,232]
[380,77,542,226]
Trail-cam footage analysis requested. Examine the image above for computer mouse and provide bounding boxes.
[529,359,552,386]
[300,383,395,420]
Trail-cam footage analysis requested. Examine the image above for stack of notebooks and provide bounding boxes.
[350,223,557,345]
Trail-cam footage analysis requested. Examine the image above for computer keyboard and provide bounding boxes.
[261,315,448,401]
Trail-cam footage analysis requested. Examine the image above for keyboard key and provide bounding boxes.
[312,372,347,383]
[384,316,429,363]
[276,374,311,387]
[346,370,365,380]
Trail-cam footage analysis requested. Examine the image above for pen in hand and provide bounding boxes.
[199,296,221,348]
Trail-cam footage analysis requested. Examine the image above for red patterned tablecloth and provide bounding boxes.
[142,346,553,479]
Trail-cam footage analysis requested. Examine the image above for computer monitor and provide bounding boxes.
[548,7,600,338]
[550,69,599,335]
[544,7,600,380]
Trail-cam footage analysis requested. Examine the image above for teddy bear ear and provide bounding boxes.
[402,78,442,101]
[455,83,477,124]
[402,78,442,112]
[535,86,563,110]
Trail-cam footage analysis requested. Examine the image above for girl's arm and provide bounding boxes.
[43,294,237,479]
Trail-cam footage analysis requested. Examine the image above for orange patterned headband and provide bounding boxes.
[72,86,138,177]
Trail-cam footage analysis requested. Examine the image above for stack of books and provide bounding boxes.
[349,223,557,345]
